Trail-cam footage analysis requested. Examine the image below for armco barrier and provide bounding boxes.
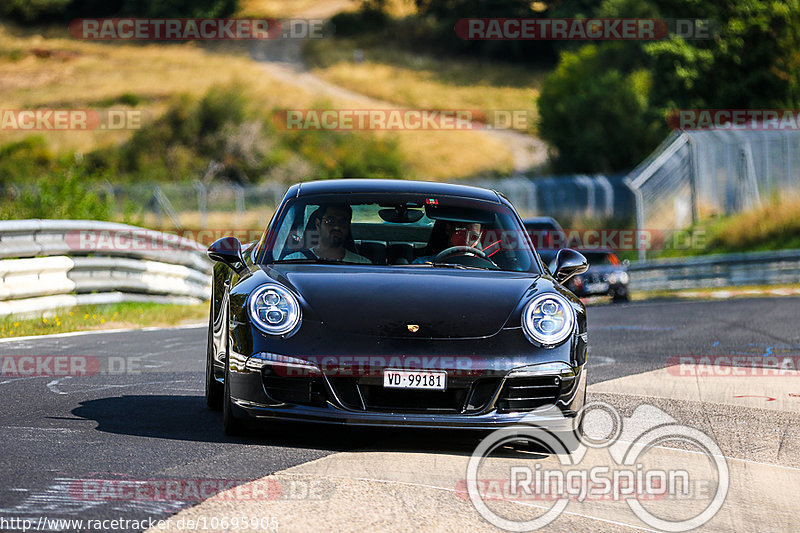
[628,248,800,292]
[0,220,212,317]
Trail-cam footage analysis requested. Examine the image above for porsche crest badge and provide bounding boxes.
[407,324,420,333]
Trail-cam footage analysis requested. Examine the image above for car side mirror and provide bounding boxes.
[208,237,247,274]
[553,248,588,283]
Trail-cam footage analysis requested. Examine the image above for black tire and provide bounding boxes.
[205,313,223,410]
[222,353,245,436]
[612,289,630,303]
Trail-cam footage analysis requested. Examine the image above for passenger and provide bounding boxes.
[413,221,483,263]
[286,204,370,263]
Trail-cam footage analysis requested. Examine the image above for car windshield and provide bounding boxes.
[262,193,540,273]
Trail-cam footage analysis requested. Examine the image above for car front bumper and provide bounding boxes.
[225,350,588,431]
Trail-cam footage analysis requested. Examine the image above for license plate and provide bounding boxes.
[383,369,446,390]
[586,282,609,293]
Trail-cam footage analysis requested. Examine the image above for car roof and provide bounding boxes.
[294,179,501,203]
[522,216,560,225]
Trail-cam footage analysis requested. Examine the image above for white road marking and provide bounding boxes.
[46,376,71,395]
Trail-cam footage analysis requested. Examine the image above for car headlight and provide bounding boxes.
[522,293,575,347]
[618,271,629,284]
[607,273,617,284]
[249,284,301,335]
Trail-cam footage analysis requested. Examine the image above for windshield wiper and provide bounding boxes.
[272,257,361,265]
[425,262,480,270]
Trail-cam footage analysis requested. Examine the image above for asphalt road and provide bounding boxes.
[0,297,798,532]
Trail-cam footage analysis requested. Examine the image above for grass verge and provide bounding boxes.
[655,197,800,258]
[631,284,800,302]
[0,302,208,339]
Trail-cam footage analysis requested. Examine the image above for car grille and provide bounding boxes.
[262,370,569,414]
[261,370,327,407]
[496,376,562,412]
[328,377,502,413]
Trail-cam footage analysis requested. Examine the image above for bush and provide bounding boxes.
[0,136,60,187]
[0,0,71,23]
[92,84,280,183]
[83,84,407,183]
[330,2,389,37]
[537,44,665,173]
[283,128,405,179]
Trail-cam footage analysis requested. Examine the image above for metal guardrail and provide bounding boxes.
[0,220,212,317]
[628,249,800,292]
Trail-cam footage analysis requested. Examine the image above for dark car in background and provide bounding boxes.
[566,249,630,302]
[205,179,590,436]
[522,216,565,250]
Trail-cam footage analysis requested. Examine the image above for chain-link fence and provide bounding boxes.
[102,175,631,232]
[106,182,288,231]
[472,175,632,221]
[625,128,800,261]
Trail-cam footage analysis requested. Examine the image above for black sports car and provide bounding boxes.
[205,179,589,435]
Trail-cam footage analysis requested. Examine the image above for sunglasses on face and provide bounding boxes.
[321,216,350,226]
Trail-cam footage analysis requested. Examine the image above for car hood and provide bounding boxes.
[262,264,539,339]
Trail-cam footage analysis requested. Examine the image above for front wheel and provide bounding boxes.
[205,314,223,410]
[222,356,245,436]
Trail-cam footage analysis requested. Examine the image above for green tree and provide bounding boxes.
[645,0,800,108]
[538,45,664,172]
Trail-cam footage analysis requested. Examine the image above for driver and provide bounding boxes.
[413,221,482,264]
[286,204,370,263]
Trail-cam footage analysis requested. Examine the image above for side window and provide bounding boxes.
[270,207,296,260]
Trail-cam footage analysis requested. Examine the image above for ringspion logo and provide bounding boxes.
[466,402,729,531]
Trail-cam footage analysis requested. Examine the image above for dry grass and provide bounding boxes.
[239,0,358,18]
[705,195,800,252]
[304,38,543,134]
[655,195,800,257]
[239,0,413,18]
[0,23,510,180]
[0,24,318,154]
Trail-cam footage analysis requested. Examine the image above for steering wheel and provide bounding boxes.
[433,246,499,268]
